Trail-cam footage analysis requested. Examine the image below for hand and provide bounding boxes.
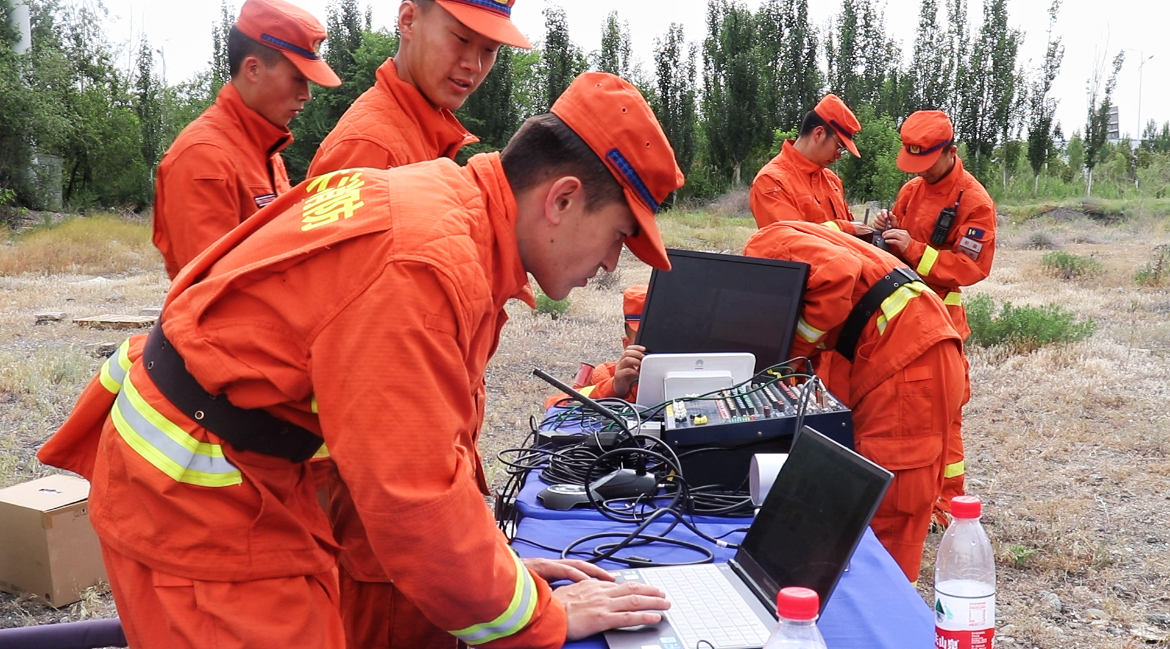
[521,557,615,584]
[554,579,671,640]
[612,345,646,398]
[850,221,874,237]
[873,209,899,231]
[882,229,912,254]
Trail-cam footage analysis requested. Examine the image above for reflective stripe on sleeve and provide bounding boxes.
[916,246,939,277]
[944,460,966,479]
[110,372,242,487]
[875,281,929,334]
[943,291,963,306]
[578,385,597,397]
[312,443,331,459]
[822,221,842,232]
[450,551,538,645]
[796,318,826,343]
[98,338,133,394]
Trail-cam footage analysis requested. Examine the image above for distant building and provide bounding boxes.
[11,1,31,55]
[1107,105,1121,143]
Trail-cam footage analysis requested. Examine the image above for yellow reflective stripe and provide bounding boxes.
[943,291,963,306]
[98,338,133,394]
[822,221,842,232]
[874,281,929,335]
[944,460,966,479]
[796,318,826,343]
[111,372,242,487]
[578,385,597,397]
[916,246,939,277]
[451,551,538,645]
[312,443,331,459]
[310,395,318,414]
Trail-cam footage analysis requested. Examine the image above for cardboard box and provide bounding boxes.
[0,474,107,607]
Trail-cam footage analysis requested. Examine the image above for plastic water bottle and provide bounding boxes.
[763,586,827,648]
[934,495,996,649]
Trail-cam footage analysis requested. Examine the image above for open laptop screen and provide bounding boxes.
[735,427,893,612]
[637,249,809,373]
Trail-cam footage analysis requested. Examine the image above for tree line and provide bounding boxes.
[2,0,1168,218]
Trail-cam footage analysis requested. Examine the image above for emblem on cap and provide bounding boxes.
[312,39,323,54]
[909,145,921,154]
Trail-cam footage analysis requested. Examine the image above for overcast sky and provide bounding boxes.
[97,0,1168,140]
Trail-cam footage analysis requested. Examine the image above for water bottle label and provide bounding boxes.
[935,590,995,649]
[935,627,995,649]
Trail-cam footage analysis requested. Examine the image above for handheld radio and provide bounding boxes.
[929,190,964,247]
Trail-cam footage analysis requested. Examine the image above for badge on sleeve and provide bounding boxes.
[253,193,277,209]
[965,227,986,240]
[958,236,983,261]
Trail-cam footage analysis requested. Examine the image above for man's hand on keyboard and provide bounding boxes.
[522,557,615,584]
[554,579,671,640]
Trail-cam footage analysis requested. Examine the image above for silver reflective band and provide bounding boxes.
[451,552,538,645]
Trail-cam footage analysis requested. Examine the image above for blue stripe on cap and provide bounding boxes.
[905,139,953,156]
[605,149,659,215]
[450,0,512,17]
[829,119,856,140]
[260,34,321,60]
[624,314,642,322]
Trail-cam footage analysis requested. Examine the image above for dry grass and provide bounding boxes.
[3,207,1170,647]
[0,213,162,276]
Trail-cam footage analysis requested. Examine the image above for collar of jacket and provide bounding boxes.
[216,81,294,157]
[467,152,536,309]
[922,153,965,196]
[780,139,828,179]
[377,59,479,159]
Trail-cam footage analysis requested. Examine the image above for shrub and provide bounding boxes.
[966,294,1097,353]
[1023,230,1059,250]
[589,269,622,291]
[534,292,570,319]
[1040,251,1104,280]
[1134,244,1170,287]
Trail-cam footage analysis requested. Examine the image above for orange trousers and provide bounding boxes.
[339,571,458,649]
[101,544,344,649]
[850,339,967,582]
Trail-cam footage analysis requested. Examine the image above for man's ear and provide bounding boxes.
[398,1,418,41]
[542,176,584,226]
[239,55,262,83]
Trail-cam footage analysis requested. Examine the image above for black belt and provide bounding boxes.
[142,323,324,463]
[836,267,922,362]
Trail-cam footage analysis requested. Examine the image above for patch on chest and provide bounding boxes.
[253,193,277,209]
[957,236,983,261]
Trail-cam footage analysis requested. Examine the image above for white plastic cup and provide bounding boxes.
[749,453,789,506]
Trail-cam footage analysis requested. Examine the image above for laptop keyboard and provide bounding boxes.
[641,565,772,649]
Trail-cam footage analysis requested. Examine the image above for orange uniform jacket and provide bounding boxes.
[41,155,566,648]
[750,140,856,234]
[153,82,292,279]
[544,360,636,410]
[890,156,996,339]
[743,222,961,472]
[308,59,477,176]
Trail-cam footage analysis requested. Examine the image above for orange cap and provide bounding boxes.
[623,285,648,330]
[897,111,955,174]
[551,72,685,271]
[813,94,862,158]
[236,0,341,88]
[435,0,532,49]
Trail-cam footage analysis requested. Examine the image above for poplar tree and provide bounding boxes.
[780,0,821,130]
[597,11,631,78]
[652,23,698,183]
[702,0,764,185]
[134,36,164,189]
[458,46,518,150]
[909,0,949,111]
[1026,0,1063,195]
[955,0,1020,181]
[1084,51,1124,196]
[541,6,587,110]
[210,0,234,94]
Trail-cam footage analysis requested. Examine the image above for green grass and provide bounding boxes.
[534,292,570,319]
[0,213,160,276]
[1040,251,1104,280]
[1134,244,1170,287]
[966,294,1097,353]
[657,208,756,252]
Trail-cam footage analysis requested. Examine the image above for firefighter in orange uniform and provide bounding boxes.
[750,94,873,238]
[39,72,681,649]
[308,0,531,176]
[306,2,531,647]
[744,221,968,581]
[546,285,647,408]
[874,111,995,529]
[152,0,340,279]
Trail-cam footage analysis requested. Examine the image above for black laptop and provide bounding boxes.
[604,426,893,649]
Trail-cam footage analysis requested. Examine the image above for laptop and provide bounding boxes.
[604,426,893,649]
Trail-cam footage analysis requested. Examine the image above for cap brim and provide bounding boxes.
[897,147,941,174]
[288,54,342,88]
[435,0,532,49]
[829,124,860,158]
[622,189,672,272]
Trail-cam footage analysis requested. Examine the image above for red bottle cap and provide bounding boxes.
[776,586,819,621]
[951,495,982,519]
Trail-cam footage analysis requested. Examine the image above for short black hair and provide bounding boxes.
[501,114,625,213]
[798,110,831,138]
[228,26,285,78]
